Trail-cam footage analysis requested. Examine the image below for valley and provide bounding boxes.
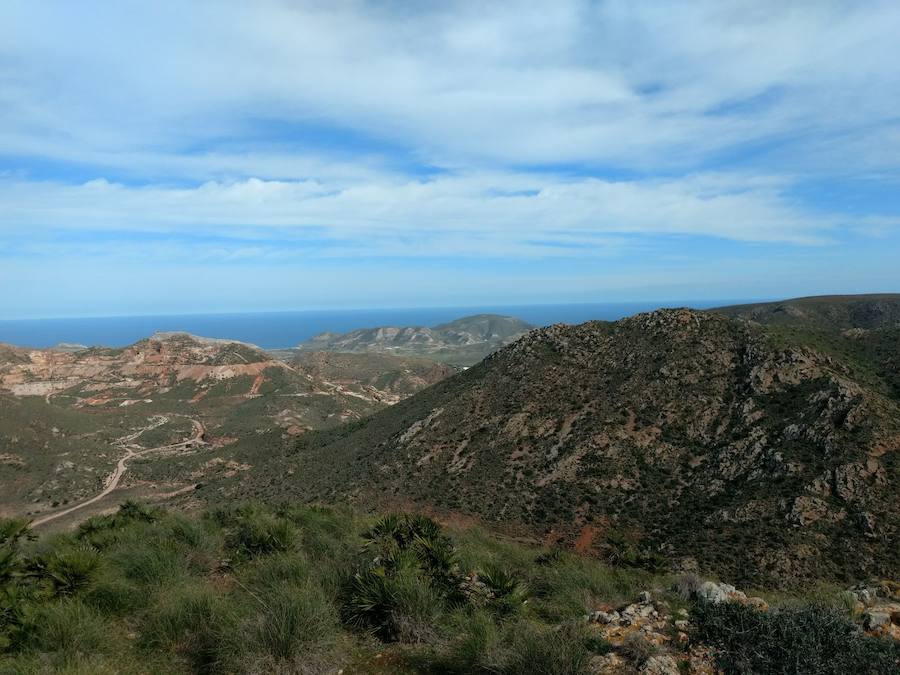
[1,297,899,673]
[0,330,457,523]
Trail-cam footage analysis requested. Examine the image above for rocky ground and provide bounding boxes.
[583,579,900,674]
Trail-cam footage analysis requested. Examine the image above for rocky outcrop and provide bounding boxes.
[585,579,900,673]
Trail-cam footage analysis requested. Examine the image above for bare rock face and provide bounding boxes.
[0,333,282,400]
[639,655,679,675]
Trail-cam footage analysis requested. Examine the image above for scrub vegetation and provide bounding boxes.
[2,501,897,674]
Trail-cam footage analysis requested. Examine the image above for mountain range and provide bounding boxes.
[292,313,534,365]
[3,296,898,590]
[217,295,900,588]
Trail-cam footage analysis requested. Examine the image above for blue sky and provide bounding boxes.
[1,1,899,318]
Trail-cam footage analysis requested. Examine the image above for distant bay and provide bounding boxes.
[0,300,752,349]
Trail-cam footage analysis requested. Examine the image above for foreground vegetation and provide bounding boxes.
[1,501,897,674]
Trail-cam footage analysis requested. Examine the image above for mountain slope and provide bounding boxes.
[0,334,455,520]
[713,294,900,401]
[232,308,899,587]
[713,294,900,329]
[290,351,455,403]
[294,313,534,365]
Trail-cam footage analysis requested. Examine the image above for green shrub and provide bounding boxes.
[497,621,592,675]
[604,530,667,572]
[342,514,467,642]
[239,552,312,593]
[278,504,358,561]
[76,502,162,549]
[620,632,659,666]
[691,599,900,674]
[108,544,184,586]
[83,574,143,615]
[246,581,338,660]
[342,554,442,642]
[31,546,101,598]
[22,599,112,656]
[166,514,214,549]
[527,553,649,621]
[0,518,32,586]
[116,500,161,524]
[478,564,528,616]
[435,607,500,672]
[139,586,238,674]
[0,651,140,674]
[0,519,32,551]
[222,507,298,559]
[0,584,30,652]
[363,513,459,591]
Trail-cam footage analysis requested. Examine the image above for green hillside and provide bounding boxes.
[1,501,897,674]
[214,306,899,589]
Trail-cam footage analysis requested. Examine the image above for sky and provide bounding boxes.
[1,0,899,319]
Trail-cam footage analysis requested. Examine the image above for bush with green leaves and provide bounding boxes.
[342,549,444,642]
[691,598,900,674]
[3,502,898,675]
[619,632,659,667]
[476,564,528,616]
[362,513,460,591]
[245,580,338,659]
[29,545,101,598]
[0,519,35,651]
[139,585,238,673]
[213,504,299,559]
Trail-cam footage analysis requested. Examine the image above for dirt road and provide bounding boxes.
[31,416,205,528]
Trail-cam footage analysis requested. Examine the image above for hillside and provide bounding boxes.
[294,313,534,365]
[290,351,455,404]
[713,294,900,329]
[225,307,899,588]
[3,501,897,674]
[713,294,900,401]
[0,334,453,522]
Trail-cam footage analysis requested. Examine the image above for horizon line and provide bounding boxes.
[0,298,769,323]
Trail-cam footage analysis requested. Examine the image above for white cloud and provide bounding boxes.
[1,1,899,318]
[1,1,899,176]
[2,170,881,261]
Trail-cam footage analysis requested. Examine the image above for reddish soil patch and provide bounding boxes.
[574,524,599,554]
[249,373,265,396]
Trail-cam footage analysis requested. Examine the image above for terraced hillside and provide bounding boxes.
[226,305,899,588]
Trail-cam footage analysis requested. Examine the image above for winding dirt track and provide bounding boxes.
[31,417,205,528]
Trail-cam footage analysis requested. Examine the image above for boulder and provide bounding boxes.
[745,596,769,611]
[591,610,620,624]
[639,655,680,675]
[588,652,625,674]
[863,611,890,631]
[851,586,879,606]
[697,581,729,604]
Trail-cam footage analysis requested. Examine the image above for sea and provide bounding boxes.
[0,300,751,350]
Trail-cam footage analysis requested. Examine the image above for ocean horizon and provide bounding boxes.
[0,300,755,350]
